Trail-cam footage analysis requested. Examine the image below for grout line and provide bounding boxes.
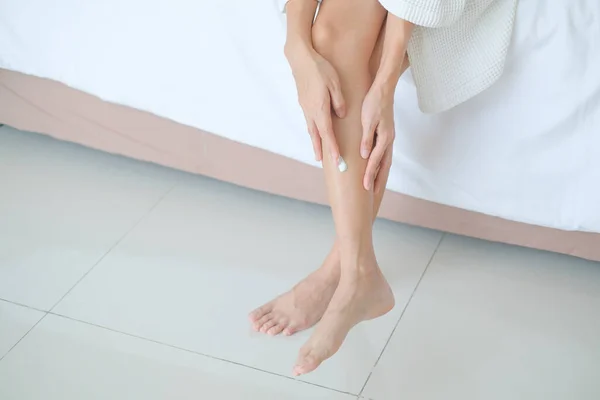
[47,183,178,313]
[358,232,446,396]
[0,313,48,362]
[0,297,48,314]
[46,312,356,397]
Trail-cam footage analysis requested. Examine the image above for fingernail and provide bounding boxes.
[361,147,369,159]
[338,156,347,172]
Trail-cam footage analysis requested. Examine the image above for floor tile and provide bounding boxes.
[54,174,442,394]
[0,314,353,400]
[363,235,600,400]
[0,128,179,309]
[0,300,45,359]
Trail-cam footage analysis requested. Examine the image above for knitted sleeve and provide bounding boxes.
[378,0,466,27]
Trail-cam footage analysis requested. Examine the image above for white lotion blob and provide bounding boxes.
[338,156,347,172]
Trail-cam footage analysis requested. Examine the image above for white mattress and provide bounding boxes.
[1,0,599,232]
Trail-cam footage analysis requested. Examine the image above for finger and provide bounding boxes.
[307,120,322,161]
[361,117,377,160]
[374,147,393,194]
[328,80,346,118]
[317,114,340,164]
[364,135,387,191]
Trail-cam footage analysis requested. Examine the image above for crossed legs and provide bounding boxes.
[250,0,409,374]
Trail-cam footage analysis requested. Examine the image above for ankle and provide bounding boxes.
[339,247,377,273]
[318,247,341,279]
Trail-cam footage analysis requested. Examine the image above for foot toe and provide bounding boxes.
[293,347,322,376]
[249,304,273,322]
[267,324,285,336]
[293,355,320,376]
[260,319,277,333]
[253,313,273,331]
[283,326,297,336]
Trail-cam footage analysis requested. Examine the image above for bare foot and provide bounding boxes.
[249,247,340,336]
[293,261,394,376]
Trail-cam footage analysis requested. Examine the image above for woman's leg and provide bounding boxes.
[293,0,393,375]
[250,5,409,338]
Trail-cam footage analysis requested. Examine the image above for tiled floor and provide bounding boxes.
[1,126,599,400]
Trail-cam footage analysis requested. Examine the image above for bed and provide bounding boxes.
[1,0,599,260]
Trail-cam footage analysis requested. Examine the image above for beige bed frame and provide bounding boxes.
[1,69,598,261]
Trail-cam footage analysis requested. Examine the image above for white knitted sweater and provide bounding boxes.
[280,0,518,113]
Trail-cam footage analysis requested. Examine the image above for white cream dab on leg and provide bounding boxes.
[338,156,348,172]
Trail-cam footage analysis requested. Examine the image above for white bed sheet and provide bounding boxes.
[1,0,599,232]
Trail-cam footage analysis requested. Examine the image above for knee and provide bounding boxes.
[311,19,372,71]
[312,21,355,59]
[311,22,338,54]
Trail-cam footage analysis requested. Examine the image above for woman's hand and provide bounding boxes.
[360,81,396,192]
[359,12,413,191]
[286,43,346,163]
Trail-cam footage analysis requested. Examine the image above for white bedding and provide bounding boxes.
[1,0,599,232]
